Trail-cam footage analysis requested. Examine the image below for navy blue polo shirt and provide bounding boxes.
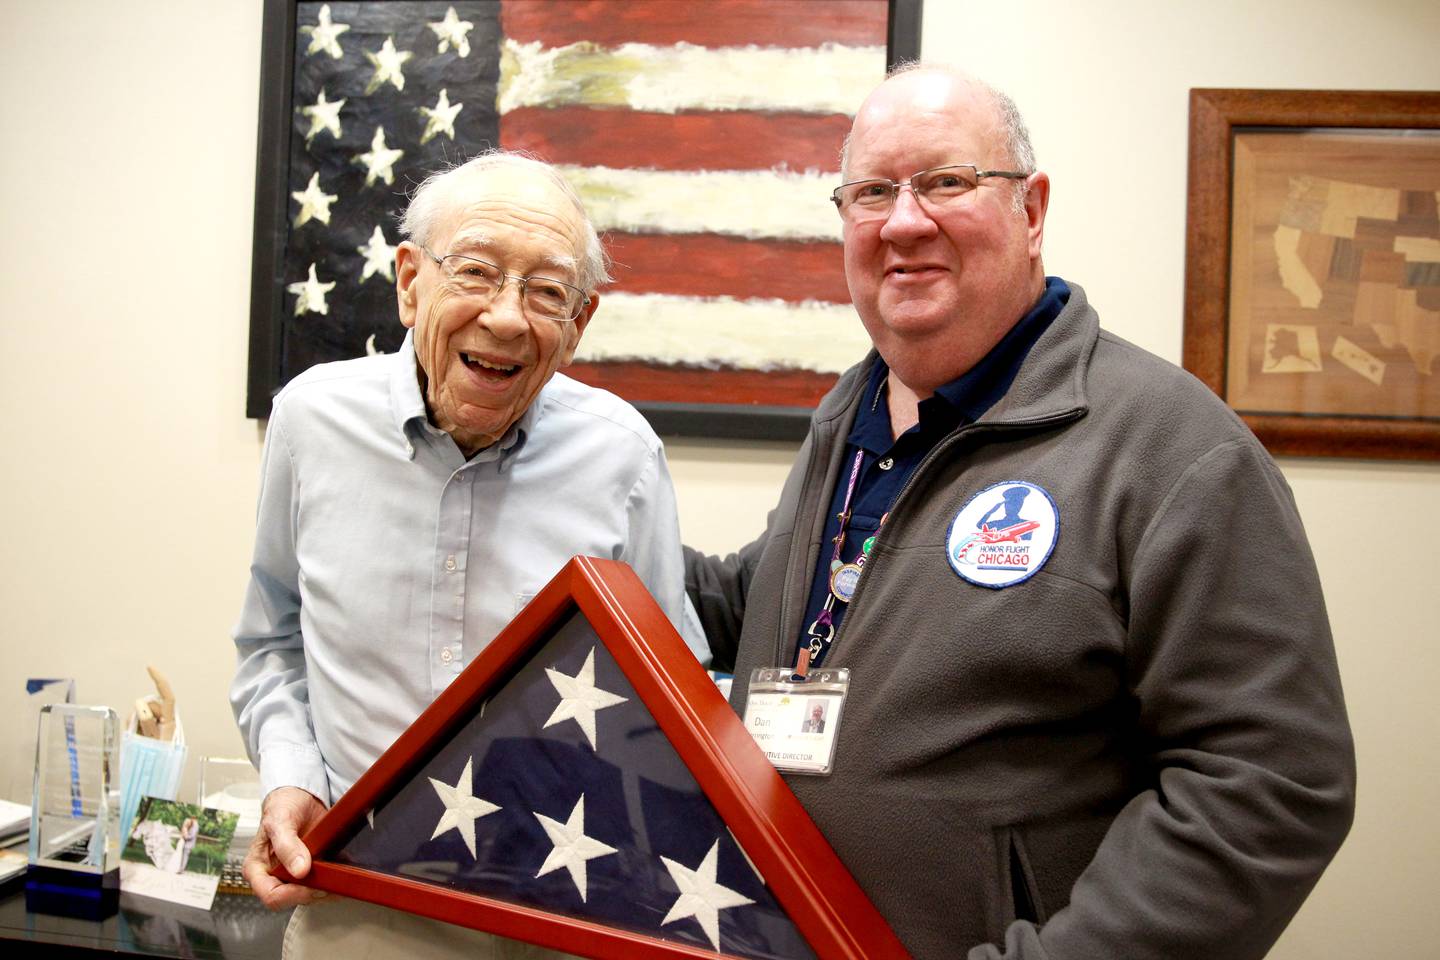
[796,277,1070,668]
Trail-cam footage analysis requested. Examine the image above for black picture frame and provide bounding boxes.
[246,0,924,439]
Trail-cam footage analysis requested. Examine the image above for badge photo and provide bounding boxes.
[945,480,1059,588]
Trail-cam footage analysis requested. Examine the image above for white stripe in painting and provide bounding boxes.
[559,165,841,242]
[577,293,870,373]
[499,40,885,116]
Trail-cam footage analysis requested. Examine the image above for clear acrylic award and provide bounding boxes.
[25,703,122,919]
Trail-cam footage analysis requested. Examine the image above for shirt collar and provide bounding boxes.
[848,277,1071,450]
[388,330,534,465]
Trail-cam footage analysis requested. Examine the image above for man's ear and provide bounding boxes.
[395,242,421,329]
[559,291,600,366]
[1023,171,1050,261]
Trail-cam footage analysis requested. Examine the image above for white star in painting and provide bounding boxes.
[660,841,754,951]
[543,648,627,750]
[363,36,413,95]
[300,88,345,144]
[299,4,349,59]
[418,89,463,145]
[428,6,475,57]
[357,225,397,282]
[291,172,337,227]
[288,263,336,317]
[533,795,617,902]
[355,126,404,187]
[428,757,500,859]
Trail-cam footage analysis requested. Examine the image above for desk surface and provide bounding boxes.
[0,885,291,959]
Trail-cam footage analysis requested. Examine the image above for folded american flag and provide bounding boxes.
[297,558,910,960]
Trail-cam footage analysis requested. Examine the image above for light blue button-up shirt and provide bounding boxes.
[231,334,705,803]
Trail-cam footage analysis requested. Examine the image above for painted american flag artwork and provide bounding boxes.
[294,558,910,960]
[252,1,904,433]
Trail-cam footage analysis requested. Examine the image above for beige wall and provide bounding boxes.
[0,1,1435,955]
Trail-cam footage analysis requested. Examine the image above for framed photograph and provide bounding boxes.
[247,0,924,439]
[293,557,910,960]
[1183,87,1440,460]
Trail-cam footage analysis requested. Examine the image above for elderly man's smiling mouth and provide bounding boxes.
[459,350,522,382]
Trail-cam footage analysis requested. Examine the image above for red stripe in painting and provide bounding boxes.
[601,234,850,304]
[565,362,839,408]
[501,108,849,173]
[499,0,888,49]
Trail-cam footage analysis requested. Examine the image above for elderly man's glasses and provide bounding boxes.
[422,248,590,322]
[830,164,1029,220]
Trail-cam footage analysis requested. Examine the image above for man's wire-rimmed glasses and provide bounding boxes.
[830,164,1030,220]
[421,247,590,322]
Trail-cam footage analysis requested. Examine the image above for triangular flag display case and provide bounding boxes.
[291,557,911,960]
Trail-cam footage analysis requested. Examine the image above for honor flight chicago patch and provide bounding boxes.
[946,481,1059,588]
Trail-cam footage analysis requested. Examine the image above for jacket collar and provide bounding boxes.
[814,280,1096,436]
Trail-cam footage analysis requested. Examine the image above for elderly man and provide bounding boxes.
[232,152,700,956]
[687,65,1355,960]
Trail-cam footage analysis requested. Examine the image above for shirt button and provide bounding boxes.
[445,556,457,572]
[878,457,894,471]
[440,648,453,664]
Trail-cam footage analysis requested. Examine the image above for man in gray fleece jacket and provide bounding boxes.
[686,64,1355,960]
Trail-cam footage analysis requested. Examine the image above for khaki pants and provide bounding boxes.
[283,895,586,960]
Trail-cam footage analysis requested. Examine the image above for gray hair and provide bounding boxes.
[841,62,1036,213]
[399,150,612,290]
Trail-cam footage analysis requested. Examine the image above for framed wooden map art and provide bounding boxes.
[1183,88,1440,460]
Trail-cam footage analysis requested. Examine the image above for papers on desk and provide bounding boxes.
[0,799,28,847]
[0,799,28,889]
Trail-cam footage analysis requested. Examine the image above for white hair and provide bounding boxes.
[399,150,612,290]
[841,62,1036,214]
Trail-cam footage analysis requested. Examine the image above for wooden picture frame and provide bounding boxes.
[1183,87,1440,460]
[289,557,911,960]
[246,0,924,440]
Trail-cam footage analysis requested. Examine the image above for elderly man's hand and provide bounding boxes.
[244,786,329,910]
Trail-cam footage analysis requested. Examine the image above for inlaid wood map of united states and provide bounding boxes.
[1227,131,1440,420]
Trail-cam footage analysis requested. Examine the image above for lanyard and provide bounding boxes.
[796,449,867,678]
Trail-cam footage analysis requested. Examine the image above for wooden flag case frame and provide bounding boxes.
[290,556,910,960]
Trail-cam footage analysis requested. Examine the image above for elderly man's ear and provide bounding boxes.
[561,293,600,365]
[395,242,421,329]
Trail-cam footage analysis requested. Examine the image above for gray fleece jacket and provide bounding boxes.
[686,283,1355,960]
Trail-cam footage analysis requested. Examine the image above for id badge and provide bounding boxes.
[742,667,850,776]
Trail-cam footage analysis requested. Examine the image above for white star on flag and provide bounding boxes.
[357,225,397,282]
[288,263,336,317]
[660,841,755,951]
[364,35,413,95]
[428,6,475,57]
[299,4,349,59]
[533,795,617,902]
[543,648,627,750]
[428,757,501,859]
[291,172,337,227]
[300,88,345,144]
[419,89,464,145]
[355,126,404,187]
